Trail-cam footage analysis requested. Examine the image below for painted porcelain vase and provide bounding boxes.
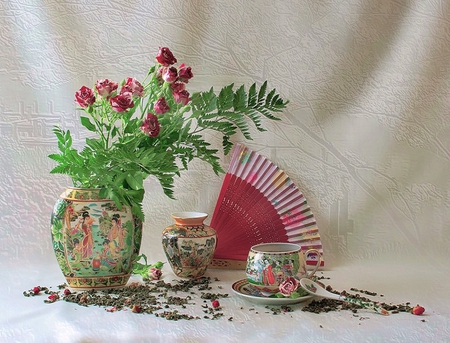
[162,212,217,278]
[50,187,142,289]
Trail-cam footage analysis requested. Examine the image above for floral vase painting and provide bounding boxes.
[51,188,142,289]
[162,212,217,278]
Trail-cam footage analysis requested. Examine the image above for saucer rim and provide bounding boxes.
[231,279,314,305]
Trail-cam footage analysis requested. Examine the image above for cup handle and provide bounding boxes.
[304,248,322,279]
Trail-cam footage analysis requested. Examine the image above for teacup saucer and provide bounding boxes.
[231,279,314,305]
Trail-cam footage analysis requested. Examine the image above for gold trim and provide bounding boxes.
[209,258,246,270]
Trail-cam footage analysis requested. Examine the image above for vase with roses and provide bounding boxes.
[49,47,288,289]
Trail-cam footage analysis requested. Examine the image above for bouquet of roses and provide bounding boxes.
[49,47,288,221]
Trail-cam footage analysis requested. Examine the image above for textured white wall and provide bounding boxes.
[1,0,449,269]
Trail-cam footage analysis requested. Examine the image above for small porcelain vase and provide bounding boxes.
[161,212,217,278]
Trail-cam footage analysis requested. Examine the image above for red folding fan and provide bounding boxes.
[209,144,324,269]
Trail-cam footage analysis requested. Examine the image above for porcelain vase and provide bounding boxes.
[50,187,142,289]
[161,212,217,278]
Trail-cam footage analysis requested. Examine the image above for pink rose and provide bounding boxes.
[154,97,170,114]
[279,277,300,297]
[109,94,134,112]
[161,67,178,83]
[140,113,160,137]
[177,63,193,83]
[149,267,162,280]
[155,47,177,66]
[170,82,186,94]
[95,79,118,98]
[121,77,144,97]
[173,89,190,105]
[75,86,96,108]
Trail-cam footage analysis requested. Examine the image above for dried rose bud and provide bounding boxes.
[412,305,425,315]
[131,305,141,313]
[33,286,41,295]
[47,294,59,303]
[63,288,71,296]
[149,267,162,280]
[212,300,220,309]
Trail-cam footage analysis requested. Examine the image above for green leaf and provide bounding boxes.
[52,126,65,143]
[290,292,300,299]
[125,173,144,191]
[124,118,140,134]
[218,83,234,111]
[247,83,257,107]
[257,80,267,103]
[222,136,232,155]
[50,165,70,174]
[57,140,65,152]
[80,116,97,132]
[111,126,119,138]
[132,253,165,279]
[233,85,247,111]
[64,130,73,148]
[48,154,64,163]
[85,138,103,150]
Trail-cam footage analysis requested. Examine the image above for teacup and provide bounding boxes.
[245,242,322,294]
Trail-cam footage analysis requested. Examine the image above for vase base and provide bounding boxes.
[173,268,208,279]
[64,274,131,290]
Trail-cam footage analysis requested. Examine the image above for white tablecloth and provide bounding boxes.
[2,254,449,343]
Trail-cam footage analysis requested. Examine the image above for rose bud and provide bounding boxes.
[63,288,72,296]
[156,47,177,66]
[154,97,170,114]
[32,286,41,295]
[149,267,162,280]
[161,66,178,83]
[211,300,220,309]
[412,305,425,315]
[122,77,144,97]
[178,63,193,83]
[47,294,59,303]
[173,89,190,105]
[170,82,185,93]
[95,79,118,98]
[131,304,141,313]
[140,113,160,138]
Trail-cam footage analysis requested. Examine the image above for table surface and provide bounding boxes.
[2,255,449,343]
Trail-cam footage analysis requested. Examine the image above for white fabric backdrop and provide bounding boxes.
[1,1,450,342]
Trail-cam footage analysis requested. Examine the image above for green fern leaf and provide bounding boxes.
[247,83,257,107]
[233,85,247,111]
[257,81,267,104]
[218,83,235,111]
[50,165,70,175]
